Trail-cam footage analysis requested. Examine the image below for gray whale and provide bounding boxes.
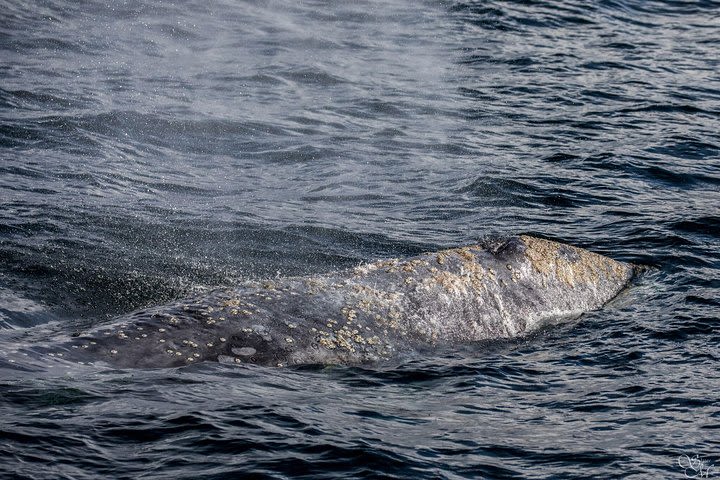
[14,235,637,369]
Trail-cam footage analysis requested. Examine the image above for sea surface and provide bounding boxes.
[1,0,719,478]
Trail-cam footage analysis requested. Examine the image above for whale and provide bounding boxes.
[6,235,638,369]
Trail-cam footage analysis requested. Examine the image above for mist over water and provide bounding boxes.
[1,0,719,478]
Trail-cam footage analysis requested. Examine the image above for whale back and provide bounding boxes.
[11,236,635,369]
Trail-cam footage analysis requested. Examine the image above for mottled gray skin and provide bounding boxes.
[17,236,636,369]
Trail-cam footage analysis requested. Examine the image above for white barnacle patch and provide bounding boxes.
[219,337,227,342]
[232,347,256,357]
[186,357,194,362]
[206,342,214,347]
[193,353,200,358]
[82,345,89,349]
[285,337,294,343]
[175,352,182,356]
[159,339,166,343]
[110,349,117,355]
[158,328,166,333]
[141,334,147,338]
[223,298,241,307]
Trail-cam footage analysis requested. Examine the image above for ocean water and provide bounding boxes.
[1,0,719,478]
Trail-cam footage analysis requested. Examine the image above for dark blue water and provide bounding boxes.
[1,0,719,478]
